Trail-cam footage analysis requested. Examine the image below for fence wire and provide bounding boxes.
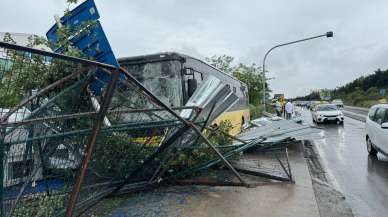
[0,43,100,217]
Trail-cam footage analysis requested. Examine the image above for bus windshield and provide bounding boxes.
[124,60,183,107]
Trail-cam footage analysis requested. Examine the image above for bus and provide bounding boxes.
[118,52,250,135]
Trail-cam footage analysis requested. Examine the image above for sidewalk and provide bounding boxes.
[94,144,320,217]
[179,149,320,217]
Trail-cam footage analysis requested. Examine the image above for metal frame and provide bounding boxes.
[0,42,298,217]
[65,69,120,217]
[0,67,93,124]
[118,67,248,187]
[0,128,5,217]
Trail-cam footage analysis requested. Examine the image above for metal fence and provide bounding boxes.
[0,42,193,216]
[0,42,294,217]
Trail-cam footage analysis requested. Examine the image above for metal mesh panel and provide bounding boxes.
[0,42,209,216]
[0,43,114,216]
[0,42,296,217]
[71,77,192,214]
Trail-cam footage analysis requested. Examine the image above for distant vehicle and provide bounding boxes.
[306,101,313,109]
[311,104,344,124]
[365,104,388,156]
[300,101,309,107]
[294,101,304,107]
[332,99,344,109]
[308,101,321,110]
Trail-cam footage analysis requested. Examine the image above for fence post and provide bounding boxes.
[65,69,119,217]
[0,127,5,217]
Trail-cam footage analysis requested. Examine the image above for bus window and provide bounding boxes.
[194,71,203,81]
[183,68,203,99]
[124,60,183,107]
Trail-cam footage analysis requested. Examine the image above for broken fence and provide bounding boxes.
[0,42,306,217]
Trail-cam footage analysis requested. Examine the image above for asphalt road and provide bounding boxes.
[300,108,388,217]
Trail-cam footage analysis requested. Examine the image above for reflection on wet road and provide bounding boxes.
[300,108,388,217]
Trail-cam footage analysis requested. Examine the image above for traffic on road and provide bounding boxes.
[292,102,388,217]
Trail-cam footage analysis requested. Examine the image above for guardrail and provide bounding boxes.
[342,110,367,122]
[343,105,369,115]
[343,105,370,122]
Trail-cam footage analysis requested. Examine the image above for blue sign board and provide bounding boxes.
[46,0,119,95]
[380,89,385,97]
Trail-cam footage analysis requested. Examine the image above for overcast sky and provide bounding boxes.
[2,0,388,97]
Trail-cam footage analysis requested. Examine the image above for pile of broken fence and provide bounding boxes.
[164,113,324,186]
[241,113,323,143]
[224,114,323,182]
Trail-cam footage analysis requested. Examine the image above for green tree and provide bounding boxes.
[205,55,268,106]
[0,0,97,108]
[233,63,264,105]
[205,55,234,74]
[366,87,380,100]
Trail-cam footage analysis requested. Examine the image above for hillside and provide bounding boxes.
[295,69,388,107]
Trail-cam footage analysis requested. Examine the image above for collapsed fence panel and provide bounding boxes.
[0,42,248,217]
[0,42,322,217]
[0,42,104,217]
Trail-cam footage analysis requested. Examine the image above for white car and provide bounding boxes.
[365,104,388,156]
[332,99,344,109]
[311,104,344,124]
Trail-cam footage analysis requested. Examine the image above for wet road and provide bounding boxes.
[300,108,388,217]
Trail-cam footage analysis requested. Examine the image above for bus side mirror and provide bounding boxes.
[187,78,197,98]
[381,122,388,129]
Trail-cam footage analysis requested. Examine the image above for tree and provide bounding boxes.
[0,1,97,108]
[233,63,264,105]
[205,55,268,106]
[294,90,320,101]
[205,55,234,74]
[296,68,388,107]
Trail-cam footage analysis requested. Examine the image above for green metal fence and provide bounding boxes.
[0,42,292,217]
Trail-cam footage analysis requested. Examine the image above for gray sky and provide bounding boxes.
[2,0,388,97]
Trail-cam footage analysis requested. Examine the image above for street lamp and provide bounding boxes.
[262,31,333,111]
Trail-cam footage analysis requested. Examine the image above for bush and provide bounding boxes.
[366,87,380,100]
[92,133,156,179]
[249,104,264,120]
[207,120,234,145]
[12,194,65,217]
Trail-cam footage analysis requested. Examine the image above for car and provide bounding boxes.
[365,104,388,156]
[311,104,344,124]
[332,99,344,109]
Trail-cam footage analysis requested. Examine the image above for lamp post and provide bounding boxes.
[262,31,333,111]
